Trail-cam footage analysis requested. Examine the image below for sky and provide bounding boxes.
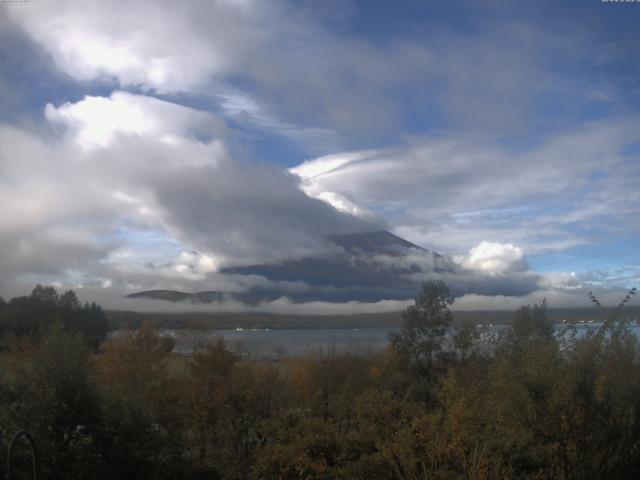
[0,0,639,312]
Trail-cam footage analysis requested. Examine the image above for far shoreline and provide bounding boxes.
[105,306,640,331]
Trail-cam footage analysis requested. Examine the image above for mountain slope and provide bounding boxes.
[128,230,447,304]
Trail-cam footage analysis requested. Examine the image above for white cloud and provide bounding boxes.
[538,271,582,290]
[292,150,379,181]
[45,91,227,151]
[6,0,635,144]
[5,1,348,154]
[0,91,379,295]
[2,97,636,309]
[2,1,639,310]
[453,287,634,312]
[292,119,640,256]
[460,241,527,275]
[313,192,373,218]
[6,0,270,92]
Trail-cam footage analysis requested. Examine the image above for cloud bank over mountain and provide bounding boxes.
[1,92,381,290]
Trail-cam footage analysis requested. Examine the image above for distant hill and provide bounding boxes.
[127,290,225,303]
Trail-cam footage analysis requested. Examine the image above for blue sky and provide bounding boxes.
[0,0,639,310]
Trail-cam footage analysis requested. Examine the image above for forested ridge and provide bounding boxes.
[0,282,638,479]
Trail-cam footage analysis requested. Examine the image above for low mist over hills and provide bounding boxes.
[129,230,449,304]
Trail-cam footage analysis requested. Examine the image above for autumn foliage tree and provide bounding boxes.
[0,283,638,479]
[93,323,186,479]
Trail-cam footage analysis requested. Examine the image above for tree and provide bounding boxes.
[2,327,101,479]
[452,321,476,361]
[60,290,81,309]
[510,299,554,344]
[183,337,237,469]
[393,280,454,356]
[386,280,455,403]
[31,284,60,304]
[291,353,372,422]
[94,323,184,479]
[390,280,454,361]
[0,285,107,347]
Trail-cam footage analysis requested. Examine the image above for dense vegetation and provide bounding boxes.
[0,285,107,348]
[0,282,638,479]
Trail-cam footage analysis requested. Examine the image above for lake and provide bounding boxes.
[111,322,640,358]
[152,321,640,358]
[160,328,394,357]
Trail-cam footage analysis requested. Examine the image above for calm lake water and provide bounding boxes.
[149,321,640,358]
[161,328,394,357]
